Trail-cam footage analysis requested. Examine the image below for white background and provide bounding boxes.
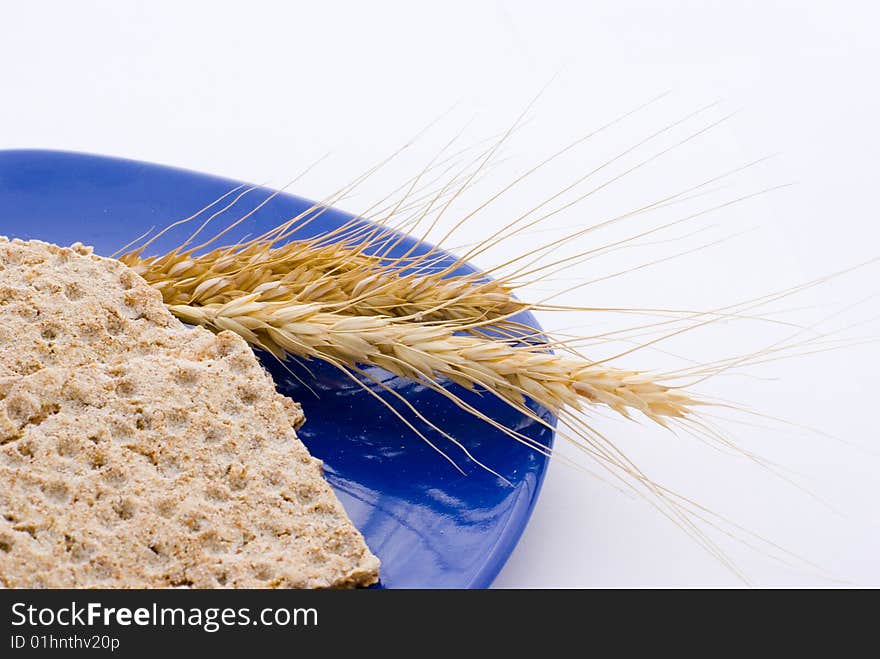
[2,1,878,587]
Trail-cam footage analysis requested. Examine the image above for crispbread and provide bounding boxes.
[0,237,379,588]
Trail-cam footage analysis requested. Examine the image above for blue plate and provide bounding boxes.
[0,150,555,588]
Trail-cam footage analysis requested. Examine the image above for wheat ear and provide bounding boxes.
[168,294,700,423]
[123,239,526,326]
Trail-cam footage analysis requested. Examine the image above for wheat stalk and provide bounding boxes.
[168,294,700,424]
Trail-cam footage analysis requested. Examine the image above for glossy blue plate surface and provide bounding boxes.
[0,150,555,588]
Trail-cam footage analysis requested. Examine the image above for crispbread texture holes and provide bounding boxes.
[0,237,379,588]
